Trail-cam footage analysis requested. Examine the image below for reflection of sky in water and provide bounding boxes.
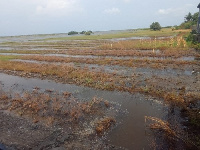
[0,72,168,150]
[0,33,70,43]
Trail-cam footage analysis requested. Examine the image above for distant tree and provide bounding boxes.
[68,31,78,35]
[87,30,93,34]
[84,32,91,35]
[80,31,86,34]
[150,22,161,31]
[80,30,93,35]
[185,12,192,22]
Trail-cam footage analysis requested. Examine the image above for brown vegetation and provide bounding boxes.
[95,117,116,134]
[0,88,115,130]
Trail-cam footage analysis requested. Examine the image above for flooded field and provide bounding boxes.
[0,32,200,150]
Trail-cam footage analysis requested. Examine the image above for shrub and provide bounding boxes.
[150,22,161,31]
[84,31,93,35]
[80,31,86,34]
[68,31,79,35]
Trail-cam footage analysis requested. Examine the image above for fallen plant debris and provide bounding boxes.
[145,116,176,137]
[95,117,116,135]
[145,116,199,149]
[0,87,121,149]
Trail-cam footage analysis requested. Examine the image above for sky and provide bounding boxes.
[0,0,199,36]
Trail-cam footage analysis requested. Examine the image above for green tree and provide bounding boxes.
[179,12,199,29]
[68,31,78,35]
[80,31,86,34]
[192,12,198,23]
[185,12,192,22]
[150,22,161,31]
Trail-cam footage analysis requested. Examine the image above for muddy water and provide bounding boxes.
[0,33,71,43]
[106,95,167,149]
[0,73,169,149]
[81,64,193,76]
[0,143,6,150]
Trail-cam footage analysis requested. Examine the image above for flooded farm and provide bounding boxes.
[0,32,200,150]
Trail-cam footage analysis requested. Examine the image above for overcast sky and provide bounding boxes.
[0,0,199,36]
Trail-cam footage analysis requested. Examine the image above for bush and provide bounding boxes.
[68,31,79,35]
[186,33,200,50]
[83,31,93,35]
[186,33,197,44]
[80,31,86,34]
[180,21,193,29]
[179,12,198,29]
[150,22,161,31]
[85,32,91,35]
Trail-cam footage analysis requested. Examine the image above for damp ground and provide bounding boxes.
[0,31,199,149]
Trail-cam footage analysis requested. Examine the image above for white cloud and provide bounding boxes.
[158,8,174,15]
[103,8,121,15]
[36,0,83,16]
[157,4,195,16]
[123,0,131,3]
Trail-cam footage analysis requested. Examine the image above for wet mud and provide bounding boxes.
[0,73,169,150]
[0,34,200,149]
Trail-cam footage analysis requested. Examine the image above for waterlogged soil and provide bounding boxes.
[0,73,121,150]
[0,73,173,150]
[0,35,200,149]
[0,52,198,62]
[11,59,195,77]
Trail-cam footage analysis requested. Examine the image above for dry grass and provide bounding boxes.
[145,116,199,149]
[19,55,199,71]
[0,59,199,103]
[99,36,188,50]
[65,48,197,58]
[0,88,114,126]
[95,117,116,134]
[0,60,118,89]
[164,92,185,108]
[145,116,176,137]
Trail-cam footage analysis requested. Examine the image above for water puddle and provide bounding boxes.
[110,36,151,41]
[134,67,193,76]
[109,36,174,42]
[0,33,72,43]
[0,143,6,150]
[106,95,167,149]
[0,73,169,149]
[0,47,13,50]
[12,59,54,65]
[177,56,195,61]
[135,49,161,53]
[81,64,193,76]
[0,53,37,56]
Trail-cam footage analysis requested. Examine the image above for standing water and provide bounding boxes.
[0,73,170,149]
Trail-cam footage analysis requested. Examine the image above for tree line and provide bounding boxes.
[179,12,199,29]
